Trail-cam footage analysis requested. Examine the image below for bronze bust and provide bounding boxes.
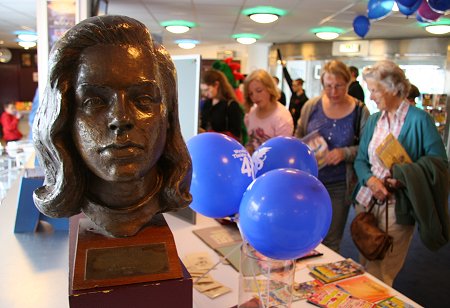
[33,15,192,237]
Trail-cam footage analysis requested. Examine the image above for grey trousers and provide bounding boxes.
[322,181,350,253]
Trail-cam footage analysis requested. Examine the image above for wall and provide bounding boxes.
[167,42,271,74]
[0,48,38,104]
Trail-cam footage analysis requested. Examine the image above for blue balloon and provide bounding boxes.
[239,168,332,260]
[397,0,421,16]
[396,0,418,6]
[187,132,254,218]
[353,15,371,38]
[367,0,394,20]
[428,0,450,13]
[252,136,318,178]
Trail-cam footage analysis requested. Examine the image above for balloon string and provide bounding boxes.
[193,242,243,284]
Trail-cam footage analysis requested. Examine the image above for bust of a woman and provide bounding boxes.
[33,15,192,237]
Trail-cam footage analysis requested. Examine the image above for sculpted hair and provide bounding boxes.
[244,69,280,107]
[362,60,410,98]
[33,15,192,217]
[202,69,238,102]
[320,60,352,85]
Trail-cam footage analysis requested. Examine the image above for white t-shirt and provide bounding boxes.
[245,102,294,150]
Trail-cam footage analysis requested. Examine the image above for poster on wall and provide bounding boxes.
[47,1,76,50]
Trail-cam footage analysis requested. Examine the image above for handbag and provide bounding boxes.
[351,198,393,261]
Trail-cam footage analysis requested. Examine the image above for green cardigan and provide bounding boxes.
[354,105,449,249]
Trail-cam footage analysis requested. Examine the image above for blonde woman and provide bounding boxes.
[295,60,370,253]
[244,69,293,154]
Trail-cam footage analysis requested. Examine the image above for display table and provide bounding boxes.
[0,174,422,307]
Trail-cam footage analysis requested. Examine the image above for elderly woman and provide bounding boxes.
[354,60,448,286]
[295,60,370,253]
[33,15,192,237]
[244,69,293,154]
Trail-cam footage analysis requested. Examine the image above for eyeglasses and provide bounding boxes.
[323,83,346,91]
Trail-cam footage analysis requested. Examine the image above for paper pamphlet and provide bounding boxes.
[301,130,328,169]
[375,133,412,169]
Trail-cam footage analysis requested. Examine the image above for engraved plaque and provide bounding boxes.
[85,243,169,280]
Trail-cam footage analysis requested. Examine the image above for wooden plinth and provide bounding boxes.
[68,214,192,308]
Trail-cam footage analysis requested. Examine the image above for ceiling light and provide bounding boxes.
[242,6,287,24]
[232,33,262,45]
[161,20,196,34]
[420,18,450,35]
[425,25,450,34]
[175,39,199,49]
[311,27,344,40]
[17,33,38,42]
[18,41,36,49]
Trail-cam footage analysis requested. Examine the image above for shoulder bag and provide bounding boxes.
[350,198,393,261]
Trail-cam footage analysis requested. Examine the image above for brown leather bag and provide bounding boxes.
[351,198,393,261]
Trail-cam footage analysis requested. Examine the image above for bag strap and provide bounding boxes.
[353,100,362,145]
[368,197,389,236]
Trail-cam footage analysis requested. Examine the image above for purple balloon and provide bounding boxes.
[397,0,422,16]
[428,0,450,13]
[418,0,443,21]
[353,15,371,38]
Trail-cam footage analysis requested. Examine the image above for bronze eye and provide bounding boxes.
[82,97,106,110]
[134,95,160,111]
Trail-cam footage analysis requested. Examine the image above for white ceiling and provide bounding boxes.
[0,0,448,51]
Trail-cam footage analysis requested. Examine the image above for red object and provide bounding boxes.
[1,112,22,141]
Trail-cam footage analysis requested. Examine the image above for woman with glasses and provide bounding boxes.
[295,60,370,253]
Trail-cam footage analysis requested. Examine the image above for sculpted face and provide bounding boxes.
[73,44,168,182]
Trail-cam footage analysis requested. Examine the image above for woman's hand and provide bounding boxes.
[325,148,345,165]
[367,176,389,201]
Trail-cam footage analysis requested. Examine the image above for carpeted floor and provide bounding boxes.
[339,206,450,308]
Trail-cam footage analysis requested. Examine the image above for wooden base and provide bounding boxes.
[69,212,187,292]
[69,261,192,308]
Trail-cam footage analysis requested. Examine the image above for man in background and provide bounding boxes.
[348,66,365,103]
[289,78,308,130]
[272,76,286,106]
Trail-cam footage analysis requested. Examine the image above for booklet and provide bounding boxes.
[307,258,364,284]
[375,133,412,169]
[307,284,375,308]
[301,130,329,169]
[335,275,392,303]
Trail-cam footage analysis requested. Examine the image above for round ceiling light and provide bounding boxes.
[242,6,287,24]
[175,39,199,49]
[420,18,450,35]
[161,20,196,34]
[311,27,345,40]
[232,33,262,45]
[18,41,36,49]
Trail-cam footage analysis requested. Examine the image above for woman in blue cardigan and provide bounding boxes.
[354,60,448,286]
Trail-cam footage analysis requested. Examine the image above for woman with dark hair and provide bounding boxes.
[200,69,244,142]
[33,15,192,237]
